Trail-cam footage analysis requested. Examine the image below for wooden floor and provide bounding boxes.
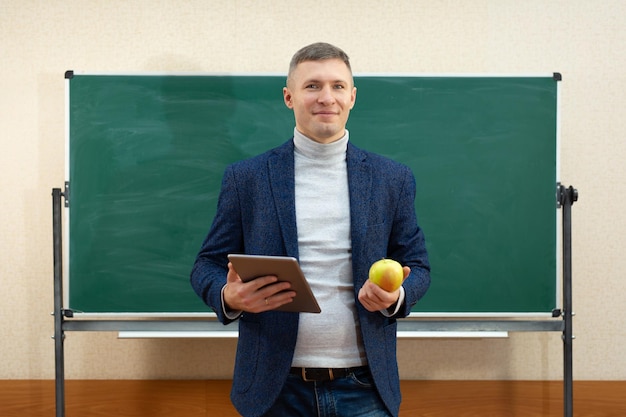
[1,380,624,416]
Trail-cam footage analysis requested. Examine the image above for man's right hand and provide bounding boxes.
[223,262,296,313]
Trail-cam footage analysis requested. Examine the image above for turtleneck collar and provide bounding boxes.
[293,128,349,162]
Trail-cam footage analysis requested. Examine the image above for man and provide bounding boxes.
[191,42,430,417]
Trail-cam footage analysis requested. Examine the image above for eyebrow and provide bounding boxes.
[303,78,350,85]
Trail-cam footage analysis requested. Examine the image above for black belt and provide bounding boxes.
[290,366,368,382]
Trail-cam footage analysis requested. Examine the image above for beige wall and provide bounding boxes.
[1,0,624,380]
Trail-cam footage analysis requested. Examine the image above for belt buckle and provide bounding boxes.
[301,368,335,382]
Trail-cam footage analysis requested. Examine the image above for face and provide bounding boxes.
[283,58,357,144]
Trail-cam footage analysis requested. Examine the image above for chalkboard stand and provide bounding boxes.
[558,184,578,417]
[52,185,577,417]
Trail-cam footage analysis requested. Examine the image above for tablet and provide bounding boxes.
[227,254,321,313]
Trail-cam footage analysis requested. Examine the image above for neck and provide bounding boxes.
[293,128,349,161]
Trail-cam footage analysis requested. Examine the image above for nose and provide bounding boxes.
[317,85,336,105]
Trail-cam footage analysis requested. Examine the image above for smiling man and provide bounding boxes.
[283,54,356,144]
[191,42,431,417]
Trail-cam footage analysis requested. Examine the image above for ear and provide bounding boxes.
[350,86,357,110]
[283,87,293,109]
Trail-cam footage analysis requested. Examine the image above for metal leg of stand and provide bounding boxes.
[53,188,65,417]
[560,185,577,417]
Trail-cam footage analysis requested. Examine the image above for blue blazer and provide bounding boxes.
[191,139,430,417]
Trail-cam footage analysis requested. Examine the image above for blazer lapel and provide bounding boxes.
[266,141,372,264]
[347,143,371,273]
[268,141,299,259]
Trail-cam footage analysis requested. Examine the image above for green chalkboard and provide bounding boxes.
[66,73,559,315]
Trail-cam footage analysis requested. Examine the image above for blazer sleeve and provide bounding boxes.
[190,164,243,324]
[388,165,431,317]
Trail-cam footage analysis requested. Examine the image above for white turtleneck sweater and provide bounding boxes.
[291,129,367,368]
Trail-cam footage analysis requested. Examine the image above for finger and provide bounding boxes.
[229,262,281,290]
[365,280,389,302]
[248,275,281,291]
[259,282,296,302]
[358,285,384,312]
[263,290,296,309]
[227,263,277,289]
[361,296,381,312]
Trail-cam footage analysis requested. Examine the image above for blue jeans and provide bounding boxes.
[261,367,392,417]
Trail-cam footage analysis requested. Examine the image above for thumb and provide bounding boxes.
[402,266,411,281]
[227,262,241,284]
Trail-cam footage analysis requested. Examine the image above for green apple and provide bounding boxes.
[368,258,403,292]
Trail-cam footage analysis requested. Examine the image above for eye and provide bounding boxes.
[306,84,319,89]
